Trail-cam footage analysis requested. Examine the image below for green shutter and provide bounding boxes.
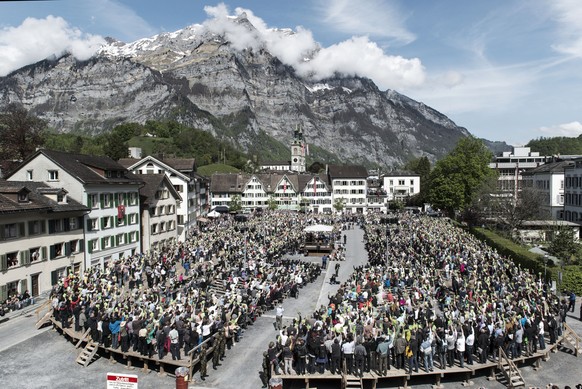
[0,254,6,271]
[87,194,92,208]
[0,285,7,303]
[40,221,46,234]
[79,239,85,253]
[19,222,25,237]
[86,218,92,231]
[100,194,104,209]
[114,194,119,207]
[20,279,27,294]
[101,237,106,248]
[48,220,55,234]
[41,247,47,260]
[88,240,93,254]
[65,242,72,256]
[49,245,56,260]
[101,218,105,230]
[123,193,128,205]
[0,225,4,241]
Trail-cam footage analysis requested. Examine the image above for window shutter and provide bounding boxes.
[86,219,93,231]
[114,193,119,207]
[65,242,72,256]
[20,279,28,294]
[77,217,84,230]
[88,241,93,254]
[87,194,92,208]
[116,235,120,246]
[28,221,34,234]
[123,193,128,205]
[101,218,105,230]
[48,220,55,234]
[20,251,25,265]
[41,247,47,260]
[100,194,104,208]
[64,219,71,232]
[125,233,129,244]
[0,254,6,271]
[40,221,46,234]
[51,271,58,286]
[79,239,85,253]
[19,222,26,237]
[0,226,4,241]
[101,237,106,248]
[49,245,56,260]
[0,285,7,303]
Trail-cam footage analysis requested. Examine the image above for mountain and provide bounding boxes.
[0,14,472,168]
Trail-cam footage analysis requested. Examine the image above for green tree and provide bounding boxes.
[103,131,129,161]
[333,198,345,213]
[549,226,581,266]
[229,194,243,213]
[267,195,278,211]
[0,103,46,161]
[307,161,325,173]
[428,137,495,218]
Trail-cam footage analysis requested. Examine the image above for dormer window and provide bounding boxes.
[57,193,65,203]
[18,191,29,202]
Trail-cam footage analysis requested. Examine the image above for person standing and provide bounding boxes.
[569,291,576,313]
[330,338,341,374]
[354,341,367,378]
[275,304,284,331]
[169,324,180,360]
[199,344,208,381]
[376,336,390,376]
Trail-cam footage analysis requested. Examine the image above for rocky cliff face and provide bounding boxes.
[0,15,471,167]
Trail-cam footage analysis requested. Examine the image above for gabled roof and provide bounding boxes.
[7,149,143,185]
[162,158,196,172]
[327,164,368,179]
[0,180,88,214]
[383,170,420,178]
[210,173,247,193]
[139,174,182,205]
[210,172,329,194]
[118,155,190,181]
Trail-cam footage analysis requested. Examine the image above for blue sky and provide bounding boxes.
[1,0,582,146]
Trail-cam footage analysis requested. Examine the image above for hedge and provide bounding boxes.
[469,227,555,280]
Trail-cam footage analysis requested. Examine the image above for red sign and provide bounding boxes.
[117,205,126,219]
[107,373,138,389]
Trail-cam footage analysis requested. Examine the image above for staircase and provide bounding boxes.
[497,348,525,388]
[75,341,99,367]
[343,376,362,389]
[35,310,53,329]
[561,323,581,357]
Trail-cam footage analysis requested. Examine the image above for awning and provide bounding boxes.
[197,217,209,223]
[304,224,334,233]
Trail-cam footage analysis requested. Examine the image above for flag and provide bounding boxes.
[313,178,317,194]
[117,204,126,219]
[306,144,309,156]
[283,180,287,194]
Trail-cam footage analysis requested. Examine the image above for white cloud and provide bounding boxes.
[202,4,426,91]
[318,0,415,44]
[538,121,582,137]
[550,0,582,57]
[0,16,105,76]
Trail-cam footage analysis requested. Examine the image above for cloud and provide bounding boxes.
[202,4,426,91]
[86,0,157,42]
[537,121,582,137]
[550,0,582,57]
[318,0,415,44]
[0,16,105,76]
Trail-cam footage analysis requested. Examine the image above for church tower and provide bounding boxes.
[291,125,306,172]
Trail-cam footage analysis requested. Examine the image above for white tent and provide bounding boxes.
[304,224,334,232]
[207,210,221,218]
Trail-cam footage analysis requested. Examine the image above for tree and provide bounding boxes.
[267,195,278,211]
[549,226,581,266]
[428,137,496,218]
[308,161,325,173]
[333,198,345,213]
[229,194,242,213]
[0,104,46,161]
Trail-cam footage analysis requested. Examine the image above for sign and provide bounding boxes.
[107,373,138,389]
[117,205,126,219]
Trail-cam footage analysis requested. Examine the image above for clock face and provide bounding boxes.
[293,158,298,163]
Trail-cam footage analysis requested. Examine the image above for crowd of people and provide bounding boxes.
[49,211,337,378]
[263,213,579,382]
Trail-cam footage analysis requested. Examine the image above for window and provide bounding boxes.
[26,170,33,181]
[7,252,18,268]
[102,237,112,249]
[89,239,99,253]
[398,180,405,186]
[57,193,65,203]
[69,217,77,230]
[128,192,138,205]
[157,206,164,215]
[152,224,158,234]
[48,170,59,181]
[3,223,18,239]
[50,243,63,259]
[160,222,166,232]
[88,218,98,231]
[117,193,125,205]
[18,191,29,202]
[174,185,183,192]
[103,193,112,208]
[102,216,112,229]
[88,194,99,209]
[117,234,126,246]
[129,214,138,224]
[30,248,41,262]
[29,220,45,235]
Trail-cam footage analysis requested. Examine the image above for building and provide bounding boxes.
[290,126,307,173]
[210,172,333,213]
[0,180,88,300]
[521,160,573,220]
[138,174,182,253]
[327,165,368,214]
[119,156,208,241]
[383,172,421,202]
[366,172,388,213]
[563,158,582,226]
[489,147,549,196]
[6,150,143,270]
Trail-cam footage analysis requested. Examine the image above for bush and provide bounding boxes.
[469,227,555,280]
[560,266,582,296]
